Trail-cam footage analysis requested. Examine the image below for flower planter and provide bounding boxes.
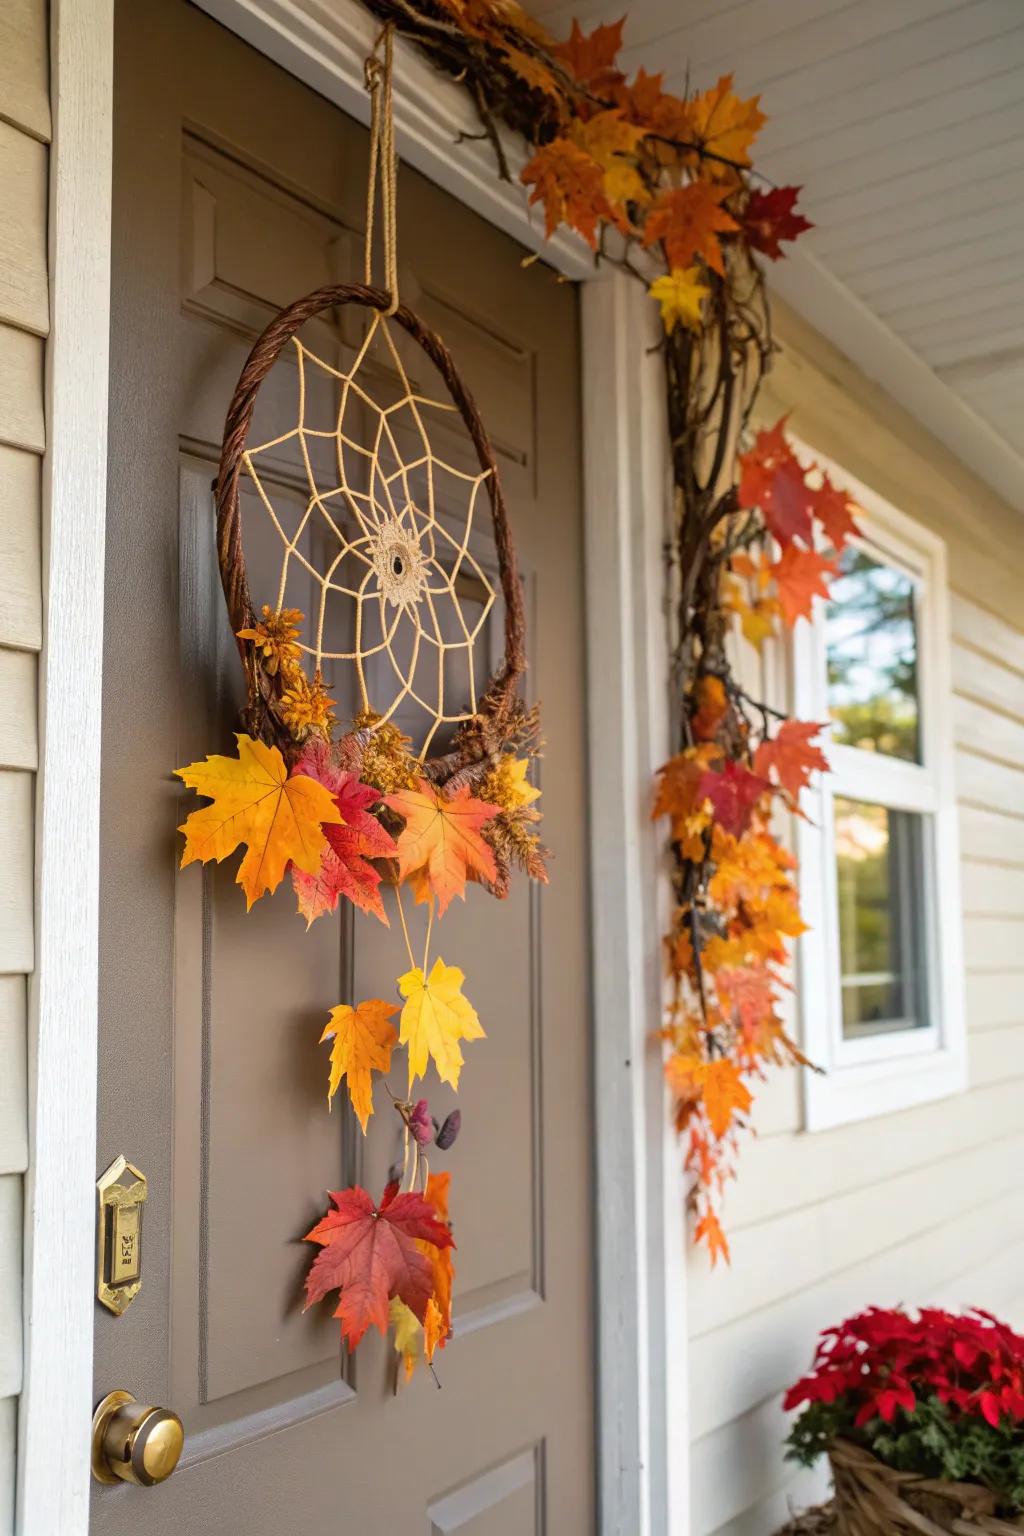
[828,1439,1024,1535]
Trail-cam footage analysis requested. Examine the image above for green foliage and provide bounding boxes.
[787,1393,1024,1514]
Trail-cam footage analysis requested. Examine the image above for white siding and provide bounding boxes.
[0,7,46,1523]
[690,303,1024,1535]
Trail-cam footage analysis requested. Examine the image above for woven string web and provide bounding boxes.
[241,310,497,759]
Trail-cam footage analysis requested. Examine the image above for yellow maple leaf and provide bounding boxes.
[176,733,342,909]
[504,756,541,808]
[398,958,485,1091]
[320,998,399,1132]
[603,157,650,208]
[649,267,709,334]
[390,1298,422,1383]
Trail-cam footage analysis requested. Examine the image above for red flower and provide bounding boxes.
[785,1307,1024,1430]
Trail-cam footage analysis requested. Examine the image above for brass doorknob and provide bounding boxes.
[91,1391,184,1486]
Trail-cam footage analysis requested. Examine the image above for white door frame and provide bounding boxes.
[19,3,689,1532]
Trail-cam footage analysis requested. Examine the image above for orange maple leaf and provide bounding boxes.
[573,108,648,210]
[771,545,838,625]
[521,137,619,247]
[498,43,564,101]
[702,1057,753,1138]
[642,180,738,275]
[386,779,499,914]
[664,1053,752,1139]
[421,1171,454,1362]
[176,733,343,909]
[695,1209,730,1266]
[682,73,766,174]
[320,998,399,1133]
[691,674,729,741]
[617,65,665,123]
[553,16,625,93]
[754,719,829,800]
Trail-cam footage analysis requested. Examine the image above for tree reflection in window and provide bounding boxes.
[834,797,927,1037]
[825,547,920,762]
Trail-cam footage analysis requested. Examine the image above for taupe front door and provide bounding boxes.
[93,1,593,1530]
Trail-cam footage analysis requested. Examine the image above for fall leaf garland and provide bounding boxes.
[176,701,531,1371]
[350,0,861,1263]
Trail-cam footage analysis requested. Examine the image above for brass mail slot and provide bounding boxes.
[97,1155,148,1316]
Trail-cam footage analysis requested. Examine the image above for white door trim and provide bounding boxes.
[582,274,689,1536]
[21,5,688,1533]
[17,1,114,1531]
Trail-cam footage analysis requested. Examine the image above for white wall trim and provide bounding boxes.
[17,1,114,1533]
[583,272,688,1536]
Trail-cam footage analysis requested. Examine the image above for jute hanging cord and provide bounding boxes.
[211,22,530,780]
[363,22,400,315]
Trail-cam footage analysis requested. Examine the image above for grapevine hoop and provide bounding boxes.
[213,282,529,783]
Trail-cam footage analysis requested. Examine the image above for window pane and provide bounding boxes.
[826,547,920,762]
[834,797,928,1038]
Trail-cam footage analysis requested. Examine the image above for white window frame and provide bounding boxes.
[791,445,967,1132]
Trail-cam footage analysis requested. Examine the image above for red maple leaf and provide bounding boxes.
[813,473,861,552]
[291,738,397,925]
[697,759,769,836]
[738,418,815,546]
[304,1182,454,1349]
[762,457,816,547]
[742,186,813,260]
[754,719,829,800]
[771,545,838,625]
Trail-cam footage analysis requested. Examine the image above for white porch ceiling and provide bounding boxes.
[529,0,1024,501]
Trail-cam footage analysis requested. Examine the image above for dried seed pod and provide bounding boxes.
[434,1110,462,1151]
[408,1098,434,1147]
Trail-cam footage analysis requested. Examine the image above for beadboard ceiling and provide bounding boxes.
[528,0,1024,503]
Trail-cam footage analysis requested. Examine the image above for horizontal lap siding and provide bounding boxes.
[692,308,1024,1534]
[0,5,48,1524]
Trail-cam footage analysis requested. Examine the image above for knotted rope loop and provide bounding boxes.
[363,23,400,317]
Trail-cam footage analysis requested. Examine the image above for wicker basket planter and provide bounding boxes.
[828,1439,1024,1535]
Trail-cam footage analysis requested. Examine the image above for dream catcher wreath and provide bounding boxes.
[175,27,544,1379]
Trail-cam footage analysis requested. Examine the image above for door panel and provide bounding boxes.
[96,1,592,1530]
